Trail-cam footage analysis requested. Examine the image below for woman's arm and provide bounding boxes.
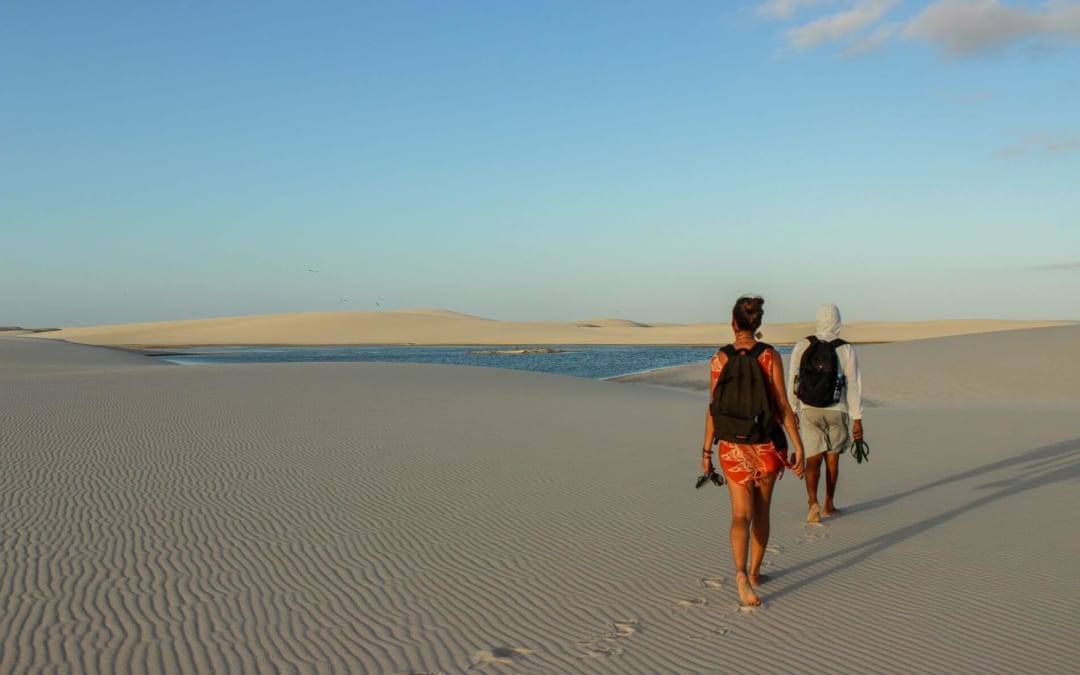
[769,349,805,477]
[702,409,715,474]
[702,353,725,473]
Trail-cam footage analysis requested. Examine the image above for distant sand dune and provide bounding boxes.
[616,324,1080,406]
[26,309,1075,348]
[576,318,653,328]
[1,335,1078,672]
[386,308,497,321]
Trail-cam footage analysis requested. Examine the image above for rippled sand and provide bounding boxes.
[2,332,1078,673]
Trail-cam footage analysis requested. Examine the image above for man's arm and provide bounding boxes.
[787,340,805,415]
[844,344,864,438]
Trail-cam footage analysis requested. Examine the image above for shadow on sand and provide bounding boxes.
[766,437,1080,602]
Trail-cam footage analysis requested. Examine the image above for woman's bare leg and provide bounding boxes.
[749,474,777,587]
[726,482,761,606]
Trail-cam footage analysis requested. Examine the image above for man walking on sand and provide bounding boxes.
[788,304,864,523]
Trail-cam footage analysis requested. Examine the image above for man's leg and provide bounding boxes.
[804,453,824,523]
[800,409,827,523]
[821,412,849,517]
[822,452,840,516]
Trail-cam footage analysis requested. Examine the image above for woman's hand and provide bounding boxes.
[702,447,714,475]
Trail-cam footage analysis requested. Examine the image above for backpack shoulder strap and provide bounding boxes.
[828,338,847,348]
[719,344,737,358]
[806,335,819,345]
[749,342,771,357]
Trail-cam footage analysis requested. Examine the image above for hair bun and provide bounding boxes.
[738,295,764,311]
[732,295,766,332]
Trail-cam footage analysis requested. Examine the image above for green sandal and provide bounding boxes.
[695,471,725,489]
[851,438,871,464]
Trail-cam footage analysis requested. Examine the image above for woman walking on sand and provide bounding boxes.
[702,295,805,607]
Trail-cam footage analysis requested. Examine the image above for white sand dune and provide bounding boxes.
[575,318,654,328]
[0,334,172,377]
[2,333,1078,673]
[617,324,1080,406]
[30,308,1075,347]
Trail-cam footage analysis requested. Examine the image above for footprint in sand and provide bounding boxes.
[576,618,638,660]
[691,622,737,643]
[578,643,624,660]
[766,544,782,554]
[612,619,638,638]
[672,597,707,610]
[470,647,533,668]
[700,577,726,592]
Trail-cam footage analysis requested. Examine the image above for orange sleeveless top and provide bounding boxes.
[709,345,789,486]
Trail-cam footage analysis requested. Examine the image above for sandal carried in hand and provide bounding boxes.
[851,438,871,464]
[695,471,725,489]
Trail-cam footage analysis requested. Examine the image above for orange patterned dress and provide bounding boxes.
[710,344,790,486]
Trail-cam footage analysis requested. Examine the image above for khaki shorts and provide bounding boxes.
[800,408,850,456]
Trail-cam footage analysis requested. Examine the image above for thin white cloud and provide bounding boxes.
[998,131,1080,156]
[844,22,901,54]
[785,0,900,50]
[761,0,1080,57]
[905,0,1080,57]
[1046,138,1080,152]
[757,0,829,20]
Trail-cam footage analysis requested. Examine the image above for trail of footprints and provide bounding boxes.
[572,520,832,662]
[402,524,829,670]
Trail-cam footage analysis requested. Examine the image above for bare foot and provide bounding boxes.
[807,503,822,523]
[822,505,842,517]
[748,573,769,588]
[735,572,761,606]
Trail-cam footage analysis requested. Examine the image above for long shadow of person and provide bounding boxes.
[765,437,1080,602]
[842,437,1079,517]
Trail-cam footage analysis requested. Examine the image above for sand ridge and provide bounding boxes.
[27,308,1075,347]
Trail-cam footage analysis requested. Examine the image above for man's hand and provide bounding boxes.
[790,450,804,479]
[852,419,864,440]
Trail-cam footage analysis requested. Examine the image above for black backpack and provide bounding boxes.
[795,336,848,408]
[711,342,776,444]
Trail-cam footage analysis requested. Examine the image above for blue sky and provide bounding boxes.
[3,1,1078,326]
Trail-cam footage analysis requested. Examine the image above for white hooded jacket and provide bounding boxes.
[787,304,863,419]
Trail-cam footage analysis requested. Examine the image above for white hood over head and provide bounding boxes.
[815,304,842,340]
